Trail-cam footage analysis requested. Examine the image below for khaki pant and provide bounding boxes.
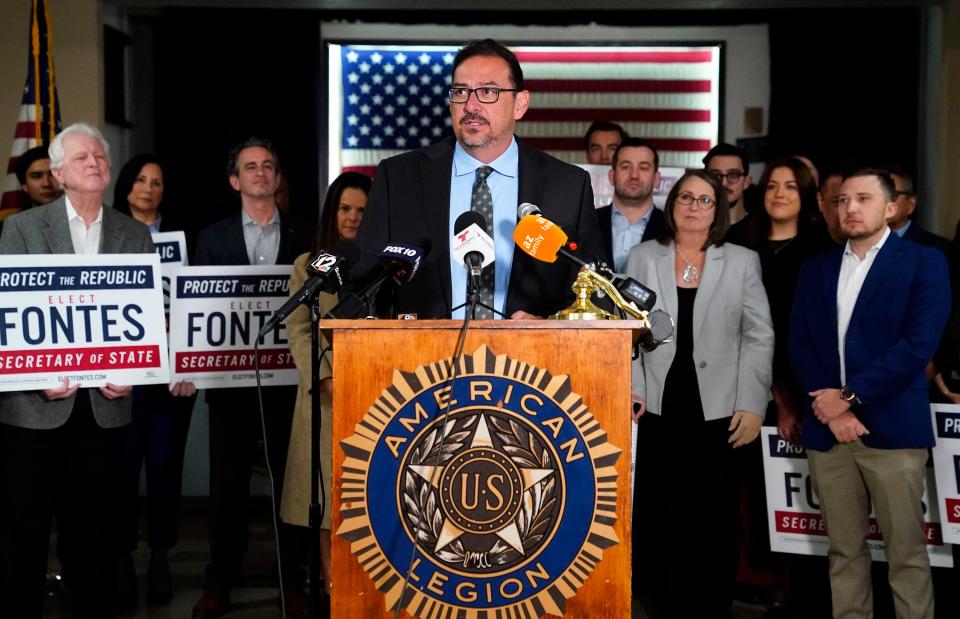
[808,441,932,619]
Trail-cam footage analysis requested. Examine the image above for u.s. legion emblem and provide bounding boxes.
[336,345,621,617]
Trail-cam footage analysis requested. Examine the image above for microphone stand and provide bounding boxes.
[448,265,504,318]
[308,297,327,617]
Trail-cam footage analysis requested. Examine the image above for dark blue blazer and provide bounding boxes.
[789,232,950,451]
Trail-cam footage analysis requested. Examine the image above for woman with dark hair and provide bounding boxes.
[740,158,833,617]
[627,169,773,618]
[280,171,371,601]
[112,154,197,606]
[745,157,829,442]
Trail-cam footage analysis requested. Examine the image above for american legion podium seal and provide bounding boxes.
[336,345,621,617]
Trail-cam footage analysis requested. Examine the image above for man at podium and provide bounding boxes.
[357,38,603,319]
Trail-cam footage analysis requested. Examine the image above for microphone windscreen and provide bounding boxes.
[647,309,675,343]
[454,211,485,235]
[513,215,568,263]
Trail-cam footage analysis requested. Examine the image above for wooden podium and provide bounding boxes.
[325,319,640,618]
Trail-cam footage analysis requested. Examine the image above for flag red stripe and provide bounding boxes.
[14,121,36,139]
[525,79,712,94]
[514,51,713,63]
[523,137,713,152]
[524,108,710,123]
[342,165,377,177]
[0,190,28,214]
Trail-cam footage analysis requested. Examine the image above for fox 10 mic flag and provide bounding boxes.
[1,0,62,222]
[327,43,720,180]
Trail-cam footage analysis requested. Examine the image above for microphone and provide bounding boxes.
[258,251,348,338]
[514,208,659,313]
[325,239,431,319]
[452,211,495,294]
[512,210,584,266]
[518,202,541,219]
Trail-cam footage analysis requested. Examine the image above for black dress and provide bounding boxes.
[633,287,740,619]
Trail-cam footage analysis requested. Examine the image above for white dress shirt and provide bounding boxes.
[65,196,103,255]
[837,226,891,383]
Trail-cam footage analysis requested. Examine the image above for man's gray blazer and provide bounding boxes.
[627,239,774,421]
[0,197,155,429]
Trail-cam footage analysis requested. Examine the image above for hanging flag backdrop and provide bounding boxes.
[1,0,62,221]
[328,44,721,180]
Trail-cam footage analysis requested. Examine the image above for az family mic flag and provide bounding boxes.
[328,44,720,177]
[0,0,62,221]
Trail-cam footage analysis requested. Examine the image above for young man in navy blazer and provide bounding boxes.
[789,168,950,619]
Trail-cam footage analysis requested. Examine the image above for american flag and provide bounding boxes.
[329,44,720,179]
[1,0,62,221]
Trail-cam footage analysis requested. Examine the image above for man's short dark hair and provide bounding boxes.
[226,136,279,178]
[612,137,660,170]
[15,145,51,185]
[452,39,524,91]
[844,167,897,203]
[702,143,749,172]
[878,163,914,195]
[583,121,627,150]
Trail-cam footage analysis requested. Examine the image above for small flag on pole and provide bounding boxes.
[1,0,62,221]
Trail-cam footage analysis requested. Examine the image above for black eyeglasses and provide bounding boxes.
[708,170,745,183]
[894,190,913,198]
[448,87,520,104]
[676,192,716,209]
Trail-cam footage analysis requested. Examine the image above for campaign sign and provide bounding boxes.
[151,231,188,314]
[0,254,169,391]
[168,265,296,389]
[761,427,953,568]
[579,163,685,210]
[931,403,960,544]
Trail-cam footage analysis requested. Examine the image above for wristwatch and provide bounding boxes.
[839,385,862,406]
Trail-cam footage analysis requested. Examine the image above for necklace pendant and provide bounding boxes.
[682,264,700,283]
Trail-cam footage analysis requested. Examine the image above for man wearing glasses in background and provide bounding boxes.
[703,143,753,243]
[880,164,951,255]
[357,38,603,319]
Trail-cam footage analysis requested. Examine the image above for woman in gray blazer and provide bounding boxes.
[627,169,773,619]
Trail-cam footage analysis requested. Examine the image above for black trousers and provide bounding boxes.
[0,391,122,619]
[204,387,307,591]
[115,384,196,553]
[633,412,740,619]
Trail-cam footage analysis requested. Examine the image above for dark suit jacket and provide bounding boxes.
[789,232,951,451]
[596,203,665,269]
[902,221,951,257]
[192,210,304,406]
[0,197,155,429]
[192,211,302,267]
[357,136,602,318]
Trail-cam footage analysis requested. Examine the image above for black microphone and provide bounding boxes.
[258,251,348,338]
[452,211,495,294]
[325,239,432,319]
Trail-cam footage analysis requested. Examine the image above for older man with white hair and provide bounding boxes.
[0,122,154,617]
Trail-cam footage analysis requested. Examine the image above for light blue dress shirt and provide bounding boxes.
[894,219,912,238]
[611,205,653,272]
[146,214,162,235]
[449,138,519,318]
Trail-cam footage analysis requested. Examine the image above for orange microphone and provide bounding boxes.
[512,214,569,263]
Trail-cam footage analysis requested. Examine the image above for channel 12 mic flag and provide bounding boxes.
[327,44,720,179]
[1,0,62,221]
